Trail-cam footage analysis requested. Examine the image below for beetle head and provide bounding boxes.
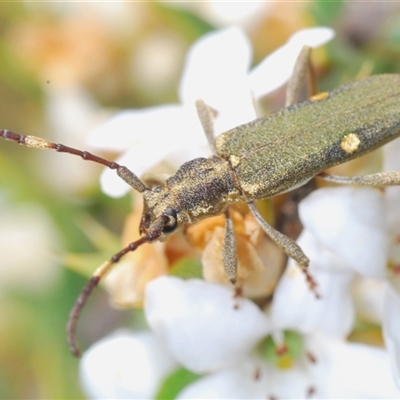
[139,185,190,242]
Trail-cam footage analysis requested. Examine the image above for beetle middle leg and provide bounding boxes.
[271,45,317,263]
[253,45,319,290]
[195,99,218,153]
[247,202,309,270]
[275,45,318,239]
[222,209,238,284]
[194,46,320,285]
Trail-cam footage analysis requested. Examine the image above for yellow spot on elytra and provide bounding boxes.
[340,133,361,154]
[309,91,329,102]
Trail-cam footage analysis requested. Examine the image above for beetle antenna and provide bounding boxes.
[67,235,151,357]
[67,212,170,357]
[0,129,148,193]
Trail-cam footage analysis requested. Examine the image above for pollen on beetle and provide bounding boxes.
[309,91,329,102]
[25,135,53,149]
[229,155,241,167]
[340,133,360,154]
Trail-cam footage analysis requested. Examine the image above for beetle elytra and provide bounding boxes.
[1,46,400,356]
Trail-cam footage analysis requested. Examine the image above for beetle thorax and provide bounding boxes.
[139,156,242,239]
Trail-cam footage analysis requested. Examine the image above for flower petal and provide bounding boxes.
[80,329,177,399]
[95,104,209,197]
[176,359,268,399]
[179,26,256,133]
[145,276,271,373]
[248,27,335,98]
[0,201,61,292]
[384,138,400,236]
[325,340,400,398]
[299,187,388,278]
[352,276,386,324]
[87,105,193,151]
[383,284,400,390]
[178,335,332,399]
[271,230,355,338]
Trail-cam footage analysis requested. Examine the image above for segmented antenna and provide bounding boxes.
[67,236,150,357]
[68,212,170,356]
[0,129,156,356]
[0,130,148,193]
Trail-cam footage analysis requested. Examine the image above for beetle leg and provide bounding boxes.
[222,208,238,284]
[285,45,317,107]
[193,100,239,284]
[248,202,309,269]
[318,171,400,186]
[195,99,218,153]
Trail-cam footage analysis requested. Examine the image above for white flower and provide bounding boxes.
[271,187,388,338]
[383,284,400,391]
[0,196,61,293]
[172,2,268,27]
[299,187,388,278]
[177,335,400,399]
[145,276,271,373]
[41,86,110,194]
[80,329,178,399]
[143,277,325,399]
[88,26,334,198]
[382,136,400,390]
[146,277,400,398]
[269,153,400,392]
[325,339,400,398]
[80,25,343,399]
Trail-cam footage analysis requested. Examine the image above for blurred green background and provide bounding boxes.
[1,2,400,398]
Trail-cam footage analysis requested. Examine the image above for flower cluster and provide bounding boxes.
[80,27,400,399]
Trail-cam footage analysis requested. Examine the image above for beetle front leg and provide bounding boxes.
[318,171,400,186]
[285,45,317,107]
[195,99,218,154]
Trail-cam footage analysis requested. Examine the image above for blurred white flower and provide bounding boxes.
[88,26,334,197]
[80,329,178,399]
[382,137,400,390]
[40,85,111,194]
[325,339,400,398]
[383,285,400,391]
[0,196,61,293]
[172,2,270,27]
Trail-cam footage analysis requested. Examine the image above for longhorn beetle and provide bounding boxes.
[1,46,400,357]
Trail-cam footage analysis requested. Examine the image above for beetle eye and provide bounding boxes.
[162,208,178,233]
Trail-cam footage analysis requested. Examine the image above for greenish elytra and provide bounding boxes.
[1,46,400,357]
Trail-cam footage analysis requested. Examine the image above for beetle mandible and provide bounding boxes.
[1,46,400,356]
